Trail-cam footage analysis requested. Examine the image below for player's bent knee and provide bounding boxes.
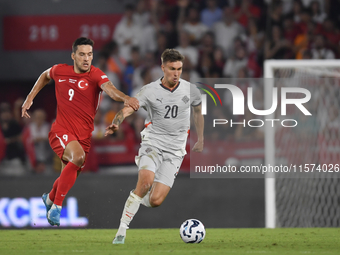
[149,197,163,207]
[149,195,165,207]
[72,153,85,167]
[139,180,152,194]
[138,170,154,190]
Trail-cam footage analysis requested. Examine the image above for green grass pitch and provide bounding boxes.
[1,228,339,255]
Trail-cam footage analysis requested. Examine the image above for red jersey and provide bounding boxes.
[50,64,110,140]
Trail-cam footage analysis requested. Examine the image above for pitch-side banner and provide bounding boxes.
[0,175,264,228]
[3,14,122,51]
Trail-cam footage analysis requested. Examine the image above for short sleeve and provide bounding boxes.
[49,64,58,81]
[134,85,148,109]
[93,68,110,88]
[190,84,202,106]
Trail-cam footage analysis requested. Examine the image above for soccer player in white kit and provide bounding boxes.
[105,49,204,244]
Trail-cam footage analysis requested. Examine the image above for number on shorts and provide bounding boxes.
[68,89,74,101]
[63,134,68,141]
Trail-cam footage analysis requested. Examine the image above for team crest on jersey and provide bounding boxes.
[182,95,189,104]
[78,79,89,90]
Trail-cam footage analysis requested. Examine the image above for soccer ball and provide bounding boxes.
[179,219,205,243]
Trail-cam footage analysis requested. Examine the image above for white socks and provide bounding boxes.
[116,191,155,239]
[46,193,53,206]
[141,191,152,207]
[120,191,142,228]
[115,191,142,238]
[116,222,129,237]
[51,204,62,210]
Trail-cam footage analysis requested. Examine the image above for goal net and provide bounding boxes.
[264,60,340,228]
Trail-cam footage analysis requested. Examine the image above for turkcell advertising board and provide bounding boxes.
[0,175,264,229]
[0,175,133,229]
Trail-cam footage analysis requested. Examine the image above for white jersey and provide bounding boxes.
[135,78,201,157]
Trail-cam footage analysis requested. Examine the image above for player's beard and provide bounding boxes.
[76,62,90,73]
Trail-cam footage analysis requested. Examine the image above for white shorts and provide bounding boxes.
[135,144,184,188]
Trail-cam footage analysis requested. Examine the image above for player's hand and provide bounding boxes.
[192,141,204,152]
[21,98,33,118]
[105,123,119,136]
[124,97,139,111]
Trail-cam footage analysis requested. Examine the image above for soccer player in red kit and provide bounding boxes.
[21,37,139,226]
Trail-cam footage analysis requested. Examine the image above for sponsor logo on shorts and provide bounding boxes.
[145,147,152,154]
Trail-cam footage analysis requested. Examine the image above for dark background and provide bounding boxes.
[0,0,127,81]
[0,174,264,228]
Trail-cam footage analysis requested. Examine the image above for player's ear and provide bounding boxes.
[71,52,75,60]
[161,64,164,72]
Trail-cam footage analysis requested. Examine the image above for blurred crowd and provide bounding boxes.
[1,0,339,174]
[97,0,340,96]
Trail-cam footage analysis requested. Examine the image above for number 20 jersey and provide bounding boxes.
[135,78,202,157]
[50,64,110,140]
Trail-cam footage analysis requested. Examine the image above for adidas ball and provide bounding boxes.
[179,219,205,243]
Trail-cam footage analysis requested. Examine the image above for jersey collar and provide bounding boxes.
[159,77,180,93]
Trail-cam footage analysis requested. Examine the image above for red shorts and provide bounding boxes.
[49,124,91,168]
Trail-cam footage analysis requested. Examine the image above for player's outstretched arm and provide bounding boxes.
[192,104,204,152]
[104,106,135,136]
[101,81,139,111]
[22,68,52,118]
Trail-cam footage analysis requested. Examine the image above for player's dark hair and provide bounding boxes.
[72,37,94,53]
[161,49,185,64]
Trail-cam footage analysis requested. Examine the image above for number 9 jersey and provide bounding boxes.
[135,78,202,157]
[50,64,110,140]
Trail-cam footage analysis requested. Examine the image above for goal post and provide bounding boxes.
[264,60,340,228]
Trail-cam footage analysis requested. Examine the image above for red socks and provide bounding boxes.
[48,177,60,202]
[53,162,79,206]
